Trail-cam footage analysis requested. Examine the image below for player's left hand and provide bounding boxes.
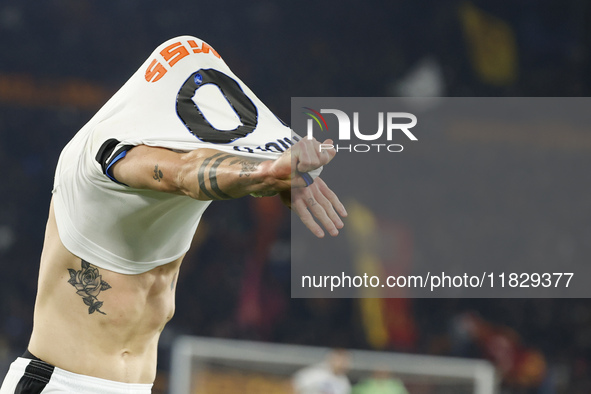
[268,138,336,190]
[280,177,347,238]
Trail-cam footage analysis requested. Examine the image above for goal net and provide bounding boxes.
[169,336,497,394]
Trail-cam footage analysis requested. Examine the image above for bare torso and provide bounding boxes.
[28,198,182,384]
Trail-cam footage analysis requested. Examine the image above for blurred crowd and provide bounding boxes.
[1,1,591,393]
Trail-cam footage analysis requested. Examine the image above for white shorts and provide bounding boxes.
[0,358,153,394]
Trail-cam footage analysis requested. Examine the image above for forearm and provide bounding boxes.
[177,149,285,200]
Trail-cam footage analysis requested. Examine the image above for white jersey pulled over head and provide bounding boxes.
[52,36,295,274]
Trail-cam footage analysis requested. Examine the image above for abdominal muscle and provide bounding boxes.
[28,198,182,384]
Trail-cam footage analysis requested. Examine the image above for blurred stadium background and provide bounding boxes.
[1,0,591,393]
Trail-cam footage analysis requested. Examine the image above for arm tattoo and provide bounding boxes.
[197,152,227,200]
[197,153,264,200]
[238,160,260,178]
[197,152,234,199]
[67,260,111,315]
[153,165,163,182]
[208,155,234,199]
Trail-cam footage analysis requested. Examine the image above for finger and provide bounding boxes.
[312,186,344,229]
[310,139,335,168]
[315,178,348,217]
[322,139,335,148]
[297,155,321,173]
[320,139,337,162]
[306,196,339,237]
[293,198,325,238]
[296,139,323,172]
[293,141,309,170]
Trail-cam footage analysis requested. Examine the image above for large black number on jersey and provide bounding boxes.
[176,69,258,144]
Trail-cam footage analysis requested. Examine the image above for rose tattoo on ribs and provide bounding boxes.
[67,260,111,315]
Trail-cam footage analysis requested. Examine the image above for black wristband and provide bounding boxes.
[297,171,314,187]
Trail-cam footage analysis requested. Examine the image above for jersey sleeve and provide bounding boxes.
[94,139,135,185]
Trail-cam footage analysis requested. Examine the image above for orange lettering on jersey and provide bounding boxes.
[187,40,199,50]
[201,43,221,59]
[188,40,203,53]
[145,59,167,82]
[187,40,221,59]
[160,41,190,67]
[146,40,223,83]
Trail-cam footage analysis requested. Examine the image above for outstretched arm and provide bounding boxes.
[111,138,346,237]
[111,138,335,200]
[113,145,273,199]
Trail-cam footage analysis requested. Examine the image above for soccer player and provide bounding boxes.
[293,349,352,394]
[0,36,346,393]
